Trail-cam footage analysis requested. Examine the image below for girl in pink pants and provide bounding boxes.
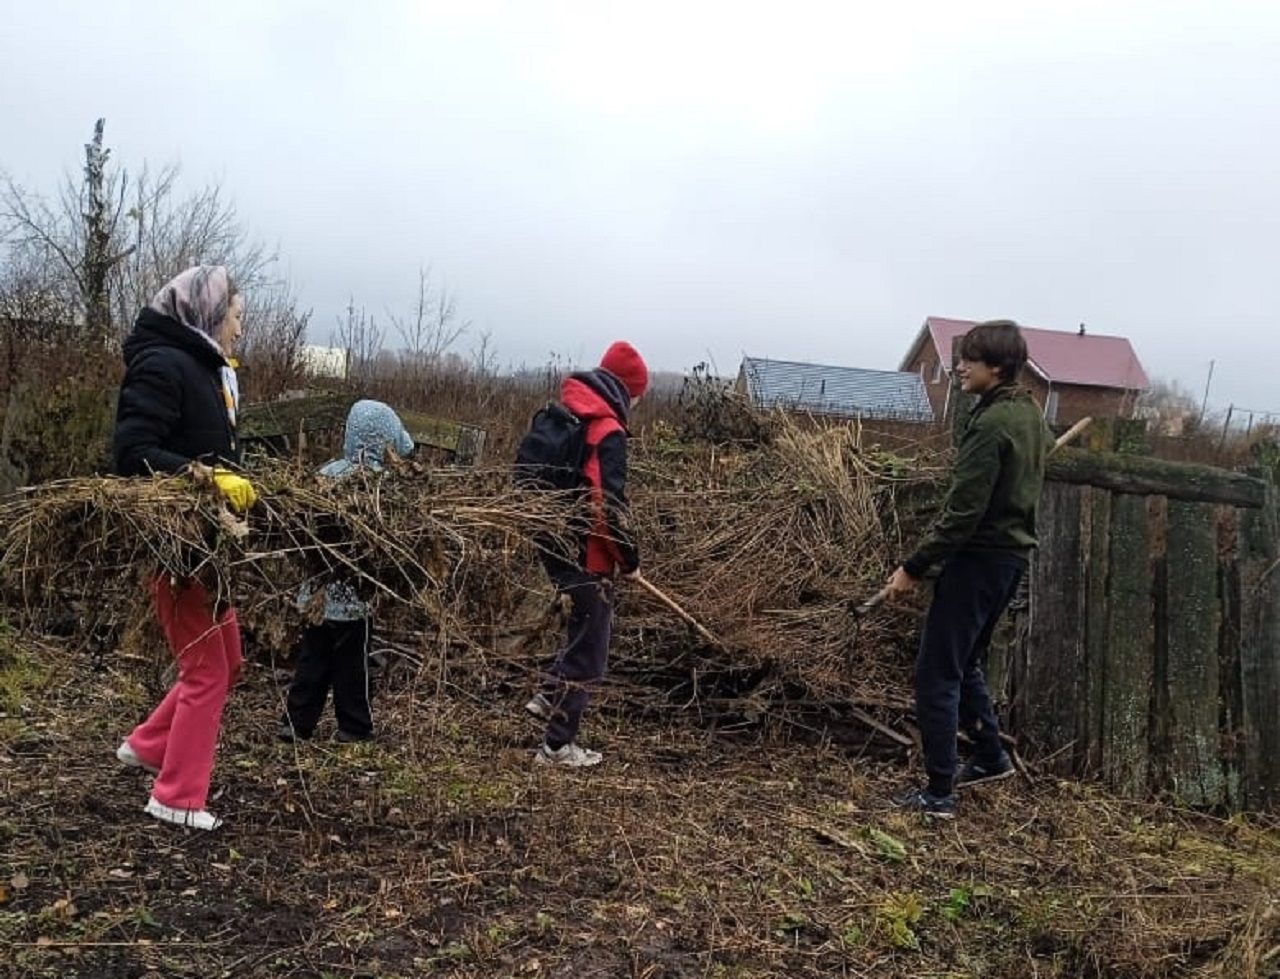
[113,265,255,830]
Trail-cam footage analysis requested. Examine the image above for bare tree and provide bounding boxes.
[109,164,273,332]
[1136,377,1201,436]
[238,281,310,401]
[2,119,274,344]
[334,299,383,391]
[1,119,132,345]
[388,265,469,378]
[470,328,498,377]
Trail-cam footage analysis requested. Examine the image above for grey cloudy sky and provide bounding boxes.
[2,1,1278,409]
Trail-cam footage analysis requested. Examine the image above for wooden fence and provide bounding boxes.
[991,448,1280,810]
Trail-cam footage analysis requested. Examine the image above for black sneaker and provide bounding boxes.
[277,722,312,743]
[892,786,956,820]
[335,729,374,744]
[956,752,1015,789]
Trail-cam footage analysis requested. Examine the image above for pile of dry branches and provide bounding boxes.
[0,412,947,737]
[614,416,945,726]
[0,463,569,660]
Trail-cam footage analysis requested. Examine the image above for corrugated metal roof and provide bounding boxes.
[739,357,935,422]
[918,317,1150,390]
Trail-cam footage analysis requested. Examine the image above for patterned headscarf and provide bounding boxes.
[150,265,235,341]
[318,400,415,478]
[150,265,240,425]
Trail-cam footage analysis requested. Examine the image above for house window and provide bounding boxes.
[931,360,944,384]
[1045,389,1060,424]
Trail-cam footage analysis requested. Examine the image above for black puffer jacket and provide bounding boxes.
[113,308,240,476]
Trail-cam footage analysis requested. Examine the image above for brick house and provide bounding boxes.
[899,317,1149,426]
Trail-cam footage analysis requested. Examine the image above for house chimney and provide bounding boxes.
[1078,323,1086,336]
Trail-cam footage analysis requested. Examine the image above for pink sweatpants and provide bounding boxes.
[126,577,242,809]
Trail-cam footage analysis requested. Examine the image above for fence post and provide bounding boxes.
[1239,471,1280,809]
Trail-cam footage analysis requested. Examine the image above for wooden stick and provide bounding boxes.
[850,706,914,747]
[854,415,1095,617]
[631,572,729,652]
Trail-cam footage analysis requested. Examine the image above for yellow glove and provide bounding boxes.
[211,468,258,513]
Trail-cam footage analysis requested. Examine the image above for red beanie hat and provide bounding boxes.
[599,341,649,400]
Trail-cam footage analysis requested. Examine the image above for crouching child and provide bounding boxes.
[883,320,1051,819]
[279,400,414,744]
[517,341,648,767]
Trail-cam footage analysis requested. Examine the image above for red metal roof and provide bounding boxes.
[914,317,1149,391]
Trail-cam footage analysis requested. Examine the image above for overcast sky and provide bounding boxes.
[2,1,1278,410]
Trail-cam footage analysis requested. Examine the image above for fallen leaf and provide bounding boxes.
[108,868,133,880]
[11,872,29,890]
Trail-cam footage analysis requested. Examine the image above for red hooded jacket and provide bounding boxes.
[560,369,639,575]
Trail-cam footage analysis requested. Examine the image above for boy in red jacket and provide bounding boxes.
[526,341,647,766]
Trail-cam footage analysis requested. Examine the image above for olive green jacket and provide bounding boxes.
[903,384,1052,577]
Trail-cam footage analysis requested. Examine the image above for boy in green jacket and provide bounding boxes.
[884,320,1051,819]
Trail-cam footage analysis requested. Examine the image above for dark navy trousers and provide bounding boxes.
[916,551,1025,796]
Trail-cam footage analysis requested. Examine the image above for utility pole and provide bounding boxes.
[1198,359,1215,427]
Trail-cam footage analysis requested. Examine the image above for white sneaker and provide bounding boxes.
[116,741,159,775]
[144,796,223,831]
[524,692,553,721]
[535,742,602,768]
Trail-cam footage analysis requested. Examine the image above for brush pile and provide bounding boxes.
[0,408,947,738]
[0,463,571,661]
[616,418,945,721]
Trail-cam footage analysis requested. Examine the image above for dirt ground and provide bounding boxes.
[0,636,1277,979]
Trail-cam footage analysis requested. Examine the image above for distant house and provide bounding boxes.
[300,344,351,380]
[900,317,1149,425]
[736,356,935,423]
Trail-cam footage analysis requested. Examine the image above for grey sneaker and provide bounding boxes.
[892,786,956,820]
[956,752,1015,789]
[534,742,602,768]
[524,692,553,721]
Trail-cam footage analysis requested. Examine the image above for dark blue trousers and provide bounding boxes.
[542,569,614,748]
[916,551,1025,796]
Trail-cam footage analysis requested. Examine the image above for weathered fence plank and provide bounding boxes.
[1101,493,1154,796]
[1081,487,1112,774]
[1021,482,1084,761]
[1163,500,1224,806]
[1048,449,1266,508]
[1239,482,1280,809]
[1217,520,1244,808]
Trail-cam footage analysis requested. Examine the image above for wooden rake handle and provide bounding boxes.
[630,572,729,652]
[853,416,1094,617]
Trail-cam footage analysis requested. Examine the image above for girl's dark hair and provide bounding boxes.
[958,319,1027,381]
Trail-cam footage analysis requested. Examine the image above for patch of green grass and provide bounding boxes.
[0,633,52,716]
[877,891,926,951]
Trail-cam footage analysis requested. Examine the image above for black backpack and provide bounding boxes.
[514,401,589,492]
